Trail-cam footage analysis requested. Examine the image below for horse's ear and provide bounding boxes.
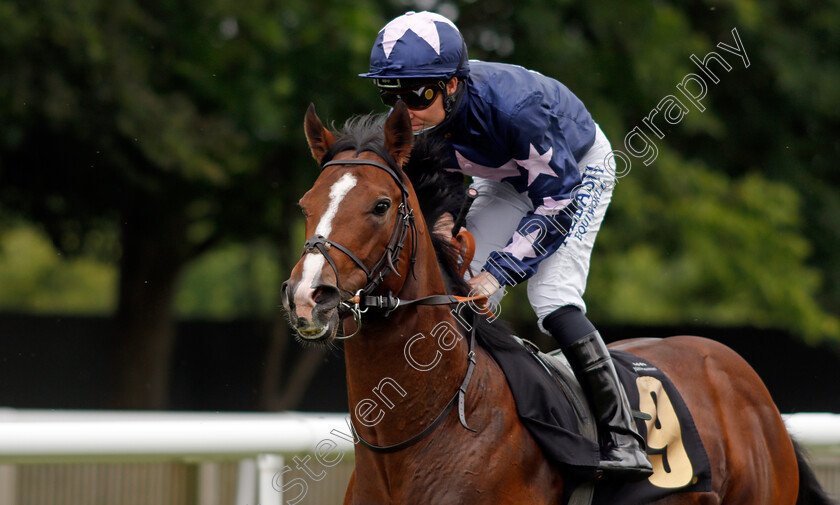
[384,100,414,168]
[304,103,337,164]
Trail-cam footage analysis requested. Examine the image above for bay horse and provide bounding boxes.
[281,102,834,505]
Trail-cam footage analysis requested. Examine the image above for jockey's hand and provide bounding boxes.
[433,212,455,241]
[467,270,501,300]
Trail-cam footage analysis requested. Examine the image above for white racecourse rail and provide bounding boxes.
[0,409,837,504]
[0,409,355,505]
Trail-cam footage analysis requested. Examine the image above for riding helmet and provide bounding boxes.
[359,11,470,84]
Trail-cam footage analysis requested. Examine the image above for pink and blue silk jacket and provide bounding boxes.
[443,61,597,286]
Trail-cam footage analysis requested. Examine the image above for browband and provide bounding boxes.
[321,158,408,195]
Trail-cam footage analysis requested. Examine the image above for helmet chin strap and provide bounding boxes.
[413,79,466,136]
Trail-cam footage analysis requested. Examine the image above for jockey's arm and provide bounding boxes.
[481,100,585,287]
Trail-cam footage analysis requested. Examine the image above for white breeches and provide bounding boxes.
[465,124,616,333]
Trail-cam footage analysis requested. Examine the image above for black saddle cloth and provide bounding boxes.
[479,335,712,505]
[478,335,600,478]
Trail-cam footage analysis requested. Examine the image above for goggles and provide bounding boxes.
[379,82,444,110]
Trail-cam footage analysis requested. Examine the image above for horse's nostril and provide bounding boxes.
[280,281,295,310]
[313,284,340,308]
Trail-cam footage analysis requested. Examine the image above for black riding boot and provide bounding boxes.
[543,307,652,480]
[564,332,653,479]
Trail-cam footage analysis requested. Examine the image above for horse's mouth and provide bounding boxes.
[297,325,329,340]
[292,309,340,344]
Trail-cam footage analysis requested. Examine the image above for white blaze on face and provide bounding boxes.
[294,173,358,313]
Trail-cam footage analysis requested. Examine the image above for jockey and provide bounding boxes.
[360,11,653,480]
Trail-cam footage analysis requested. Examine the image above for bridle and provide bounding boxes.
[297,154,484,452]
[303,156,487,338]
[300,157,418,338]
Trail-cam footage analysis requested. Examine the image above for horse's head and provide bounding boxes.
[281,102,416,343]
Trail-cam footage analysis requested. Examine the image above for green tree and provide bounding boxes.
[0,223,115,312]
[1,0,838,411]
[0,0,385,408]
[452,0,839,341]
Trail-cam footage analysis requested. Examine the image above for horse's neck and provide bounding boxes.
[343,234,468,441]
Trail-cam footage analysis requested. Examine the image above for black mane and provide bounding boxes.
[401,134,462,229]
[323,113,519,350]
[405,135,520,351]
[321,114,398,170]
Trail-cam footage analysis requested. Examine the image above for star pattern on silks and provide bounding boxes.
[454,151,522,181]
[515,143,556,186]
[534,196,572,216]
[502,229,542,260]
[381,12,457,58]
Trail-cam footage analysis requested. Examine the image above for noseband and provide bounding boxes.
[298,155,484,452]
[300,157,418,336]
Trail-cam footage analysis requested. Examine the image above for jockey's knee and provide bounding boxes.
[542,306,597,348]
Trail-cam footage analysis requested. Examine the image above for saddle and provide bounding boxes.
[515,337,598,505]
[481,336,712,505]
[445,228,711,504]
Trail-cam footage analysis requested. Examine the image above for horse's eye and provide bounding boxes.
[373,199,391,216]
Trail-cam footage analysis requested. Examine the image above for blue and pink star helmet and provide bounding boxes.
[360,11,470,88]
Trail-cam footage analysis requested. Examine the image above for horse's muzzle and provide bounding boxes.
[281,280,341,342]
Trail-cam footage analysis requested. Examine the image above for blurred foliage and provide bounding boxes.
[0,0,387,252]
[175,240,280,319]
[0,224,115,313]
[0,222,281,320]
[454,0,840,341]
[0,0,838,344]
[588,149,839,341]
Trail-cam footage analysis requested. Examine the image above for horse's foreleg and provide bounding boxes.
[343,471,357,505]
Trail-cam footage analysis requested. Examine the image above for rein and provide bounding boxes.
[351,322,478,453]
[299,155,485,453]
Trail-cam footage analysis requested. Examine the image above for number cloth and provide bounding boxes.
[479,336,712,502]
